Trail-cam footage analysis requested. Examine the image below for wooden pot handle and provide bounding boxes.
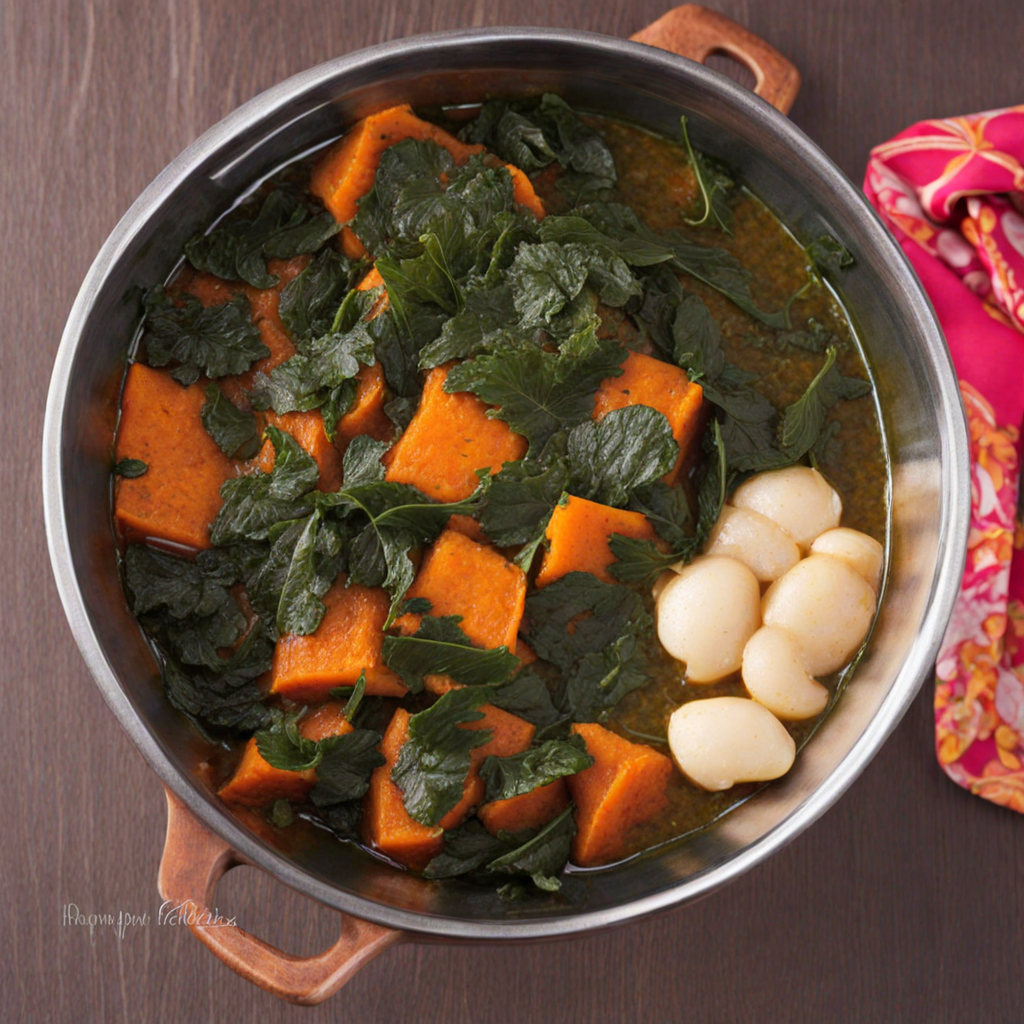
[157,788,404,1005]
[631,4,801,114]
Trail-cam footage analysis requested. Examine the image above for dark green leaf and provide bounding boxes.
[391,687,494,826]
[485,803,577,891]
[669,292,726,380]
[487,670,564,731]
[256,712,324,772]
[382,615,519,693]
[142,290,268,387]
[344,671,367,724]
[161,622,274,732]
[567,405,679,507]
[628,480,693,549]
[124,545,246,670]
[211,426,320,545]
[609,417,727,585]
[524,572,652,720]
[115,458,148,478]
[443,340,628,454]
[279,248,366,343]
[250,317,375,417]
[310,729,385,807]
[476,458,569,547]
[342,434,389,487]
[422,819,515,879]
[481,734,592,802]
[186,188,340,289]
[778,345,873,461]
[275,510,335,636]
[807,234,855,282]
[200,383,261,459]
[418,286,526,368]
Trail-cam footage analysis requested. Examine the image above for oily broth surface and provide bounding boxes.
[583,118,888,860]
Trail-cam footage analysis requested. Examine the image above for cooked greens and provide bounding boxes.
[117,93,876,897]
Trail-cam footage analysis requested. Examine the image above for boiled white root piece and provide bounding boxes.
[762,553,877,676]
[731,466,842,553]
[704,505,800,583]
[741,625,829,720]
[810,527,884,593]
[668,697,796,791]
[656,556,761,682]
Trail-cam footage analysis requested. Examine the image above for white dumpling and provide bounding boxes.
[704,505,801,582]
[810,527,884,592]
[761,554,877,675]
[731,466,842,552]
[741,625,829,720]
[656,556,761,682]
[668,697,796,791]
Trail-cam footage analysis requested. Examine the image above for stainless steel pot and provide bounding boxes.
[42,4,970,1005]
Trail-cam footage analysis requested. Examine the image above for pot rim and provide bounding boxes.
[42,25,969,940]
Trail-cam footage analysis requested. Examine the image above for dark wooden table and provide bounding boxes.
[6,1,1024,1020]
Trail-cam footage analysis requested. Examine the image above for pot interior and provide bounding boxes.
[45,30,967,938]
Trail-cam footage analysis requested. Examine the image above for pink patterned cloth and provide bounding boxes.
[864,106,1024,811]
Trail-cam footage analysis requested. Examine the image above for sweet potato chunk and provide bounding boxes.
[384,365,527,502]
[254,409,343,493]
[396,529,526,649]
[217,738,316,807]
[363,709,444,870]
[300,700,355,742]
[217,709,353,807]
[394,529,527,696]
[438,705,537,830]
[334,364,393,452]
[593,350,704,485]
[271,578,406,700]
[534,495,660,587]
[114,364,236,550]
[445,513,487,544]
[478,779,569,837]
[311,104,544,259]
[567,723,674,867]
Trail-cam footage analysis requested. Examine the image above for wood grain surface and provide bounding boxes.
[5,1,1024,1021]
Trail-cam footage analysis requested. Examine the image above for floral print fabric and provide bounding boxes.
[865,106,1024,811]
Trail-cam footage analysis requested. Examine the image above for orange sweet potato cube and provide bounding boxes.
[395,529,526,649]
[271,578,406,700]
[256,409,343,493]
[478,779,570,837]
[383,365,527,503]
[593,350,703,485]
[217,707,353,808]
[362,709,445,870]
[567,723,674,867]
[114,363,236,550]
[217,737,316,808]
[334,364,393,452]
[534,495,660,587]
[300,700,355,742]
[393,529,527,697]
[445,514,488,544]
